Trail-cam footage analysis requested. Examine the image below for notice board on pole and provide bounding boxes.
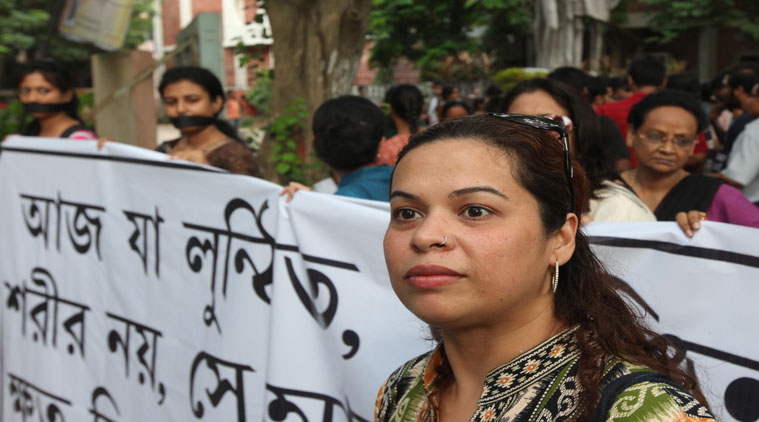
[58,0,134,51]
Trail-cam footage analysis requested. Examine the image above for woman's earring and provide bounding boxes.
[552,260,559,293]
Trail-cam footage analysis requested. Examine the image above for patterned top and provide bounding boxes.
[374,327,716,422]
[158,138,261,177]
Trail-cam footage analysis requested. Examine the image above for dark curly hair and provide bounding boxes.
[393,114,708,421]
[312,95,385,171]
[628,55,667,87]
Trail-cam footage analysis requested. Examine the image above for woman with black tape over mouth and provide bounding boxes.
[156,66,261,177]
[18,60,97,140]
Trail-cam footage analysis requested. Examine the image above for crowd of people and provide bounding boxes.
[281,56,759,233]
[6,54,759,420]
[14,56,759,232]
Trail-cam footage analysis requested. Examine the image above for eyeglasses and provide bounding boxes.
[487,113,575,214]
[636,130,696,149]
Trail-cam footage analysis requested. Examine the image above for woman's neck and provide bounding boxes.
[37,113,79,137]
[183,124,226,148]
[623,167,688,212]
[390,113,412,135]
[438,295,564,413]
[627,167,687,194]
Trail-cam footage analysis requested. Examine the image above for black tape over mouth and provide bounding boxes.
[169,116,217,129]
[22,102,70,113]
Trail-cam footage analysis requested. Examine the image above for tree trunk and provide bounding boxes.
[263,0,371,182]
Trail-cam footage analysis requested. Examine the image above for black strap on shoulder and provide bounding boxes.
[654,174,724,221]
[60,124,92,138]
[591,371,682,422]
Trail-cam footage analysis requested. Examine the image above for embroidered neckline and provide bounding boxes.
[420,326,581,404]
[479,326,580,403]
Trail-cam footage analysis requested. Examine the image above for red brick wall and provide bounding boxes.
[192,0,223,39]
[393,57,420,84]
[245,0,257,23]
[192,0,221,13]
[224,47,236,87]
[353,42,377,85]
[242,45,271,83]
[353,41,420,85]
[162,0,180,46]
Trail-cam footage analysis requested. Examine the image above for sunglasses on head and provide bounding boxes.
[540,114,574,133]
[487,113,576,215]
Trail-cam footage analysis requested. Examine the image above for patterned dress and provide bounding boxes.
[374,327,716,422]
[157,138,261,177]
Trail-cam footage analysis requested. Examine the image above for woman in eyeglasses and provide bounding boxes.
[500,78,655,222]
[376,114,714,422]
[622,90,759,230]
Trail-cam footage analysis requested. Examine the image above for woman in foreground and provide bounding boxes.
[376,115,715,421]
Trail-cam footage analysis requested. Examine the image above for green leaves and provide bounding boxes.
[276,162,292,174]
[0,0,155,58]
[0,4,49,54]
[368,0,532,80]
[268,97,309,184]
[640,0,759,43]
[123,0,157,49]
[0,99,32,138]
[492,67,547,92]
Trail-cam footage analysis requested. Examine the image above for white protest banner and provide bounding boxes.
[585,221,759,422]
[0,137,430,421]
[0,137,757,422]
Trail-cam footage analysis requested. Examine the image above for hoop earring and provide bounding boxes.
[552,260,559,293]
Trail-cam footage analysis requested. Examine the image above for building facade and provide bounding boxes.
[153,0,272,90]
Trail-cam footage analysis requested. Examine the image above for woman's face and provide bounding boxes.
[506,90,576,152]
[162,80,222,132]
[629,106,697,175]
[19,72,72,118]
[384,139,565,330]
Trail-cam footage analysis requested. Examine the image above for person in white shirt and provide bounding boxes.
[721,117,759,205]
[427,81,443,125]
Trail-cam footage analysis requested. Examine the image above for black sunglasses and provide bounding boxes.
[487,113,576,214]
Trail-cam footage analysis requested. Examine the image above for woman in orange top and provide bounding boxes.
[376,84,424,166]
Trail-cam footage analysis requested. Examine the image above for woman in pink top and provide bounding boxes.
[376,84,423,166]
[18,60,97,140]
